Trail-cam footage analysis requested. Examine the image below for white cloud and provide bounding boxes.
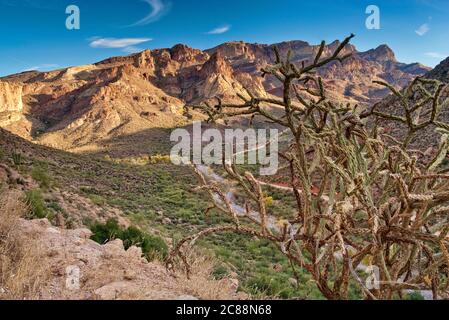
[425,52,447,59]
[89,37,152,49]
[206,25,231,35]
[415,23,430,36]
[122,46,144,54]
[22,64,59,72]
[129,0,171,27]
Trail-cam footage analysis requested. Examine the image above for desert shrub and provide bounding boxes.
[212,264,229,280]
[148,154,171,165]
[263,196,274,207]
[89,219,122,244]
[88,194,106,206]
[122,226,169,260]
[31,166,52,189]
[245,275,290,298]
[90,219,168,260]
[47,200,64,213]
[25,189,48,219]
[113,154,172,166]
[406,291,425,300]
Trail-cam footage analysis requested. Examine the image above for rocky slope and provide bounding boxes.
[0,135,245,300]
[11,217,243,300]
[427,56,449,82]
[0,40,430,151]
[371,54,449,150]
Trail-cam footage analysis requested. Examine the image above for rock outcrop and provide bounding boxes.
[6,216,245,300]
[0,81,23,126]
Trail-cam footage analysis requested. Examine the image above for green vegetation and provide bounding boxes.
[406,292,425,300]
[72,161,331,298]
[72,159,325,298]
[0,135,329,299]
[104,154,172,166]
[11,151,23,166]
[203,234,325,299]
[31,166,52,189]
[89,219,169,261]
[88,194,106,206]
[25,189,49,219]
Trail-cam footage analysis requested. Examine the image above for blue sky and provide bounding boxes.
[0,0,448,76]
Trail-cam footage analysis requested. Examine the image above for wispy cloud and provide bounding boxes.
[128,0,171,27]
[415,23,430,37]
[89,37,152,49]
[425,52,448,59]
[206,25,231,35]
[122,46,144,54]
[415,23,430,36]
[22,63,59,72]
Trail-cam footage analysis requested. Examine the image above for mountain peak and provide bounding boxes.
[170,43,194,54]
[328,40,342,49]
[200,52,233,78]
[360,44,396,63]
[169,44,209,65]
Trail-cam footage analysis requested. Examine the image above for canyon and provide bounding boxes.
[1,38,449,301]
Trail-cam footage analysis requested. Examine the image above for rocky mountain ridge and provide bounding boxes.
[0,39,431,151]
[427,56,449,82]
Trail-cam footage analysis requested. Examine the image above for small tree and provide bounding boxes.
[167,34,449,300]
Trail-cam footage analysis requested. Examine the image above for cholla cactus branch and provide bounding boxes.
[171,34,449,300]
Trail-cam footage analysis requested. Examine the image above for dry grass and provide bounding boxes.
[0,189,48,300]
[175,248,247,300]
[74,246,243,300]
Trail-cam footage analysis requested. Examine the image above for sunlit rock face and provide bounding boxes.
[0,81,23,126]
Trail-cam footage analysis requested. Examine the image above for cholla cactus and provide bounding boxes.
[11,151,23,166]
[168,34,449,300]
